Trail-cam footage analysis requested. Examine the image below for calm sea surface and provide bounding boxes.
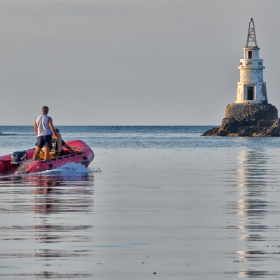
[0,126,280,279]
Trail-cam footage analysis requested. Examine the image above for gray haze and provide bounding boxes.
[0,0,279,125]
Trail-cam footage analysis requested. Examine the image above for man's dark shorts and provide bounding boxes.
[36,135,52,149]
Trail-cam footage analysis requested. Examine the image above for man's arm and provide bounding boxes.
[64,144,75,153]
[34,120,38,136]
[48,117,58,136]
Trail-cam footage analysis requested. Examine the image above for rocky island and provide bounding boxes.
[202,103,280,136]
[203,18,280,137]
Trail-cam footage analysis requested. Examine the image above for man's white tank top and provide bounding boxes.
[36,114,52,136]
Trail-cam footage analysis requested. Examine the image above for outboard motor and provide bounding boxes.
[11,151,28,166]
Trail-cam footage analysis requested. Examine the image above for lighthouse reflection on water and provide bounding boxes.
[235,149,278,278]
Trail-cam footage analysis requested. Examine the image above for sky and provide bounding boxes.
[1,0,280,125]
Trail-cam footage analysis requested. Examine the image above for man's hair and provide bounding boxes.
[56,128,60,133]
[42,106,49,114]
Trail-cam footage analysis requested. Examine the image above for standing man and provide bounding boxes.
[33,106,58,160]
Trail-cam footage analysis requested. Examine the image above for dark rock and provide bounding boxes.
[201,127,219,136]
[252,118,280,136]
[202,103,280,137]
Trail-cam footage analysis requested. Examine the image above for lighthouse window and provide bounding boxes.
[247,87,254,100]
[248,51,252,59]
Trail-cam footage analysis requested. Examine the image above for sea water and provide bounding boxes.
[0,126,280,279]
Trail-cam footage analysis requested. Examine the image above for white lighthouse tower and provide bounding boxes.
[236,18,268,104]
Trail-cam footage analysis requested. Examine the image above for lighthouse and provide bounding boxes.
[236,18,268,104]
[202,18,280,137]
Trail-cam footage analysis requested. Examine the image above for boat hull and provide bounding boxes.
[0,140,94,175]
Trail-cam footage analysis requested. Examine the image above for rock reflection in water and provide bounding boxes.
[231,150,280,277]
[0,172,94,279]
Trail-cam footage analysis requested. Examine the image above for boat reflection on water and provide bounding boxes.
[27,172,94,213]
[0,169,95,279]
[233,150,279,278]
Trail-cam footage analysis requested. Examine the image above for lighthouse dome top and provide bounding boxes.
[246,18,258,48]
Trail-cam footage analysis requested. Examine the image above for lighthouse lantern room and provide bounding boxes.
[236,18,268,104]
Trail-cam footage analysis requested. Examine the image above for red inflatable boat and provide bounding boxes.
[0,139,94,175]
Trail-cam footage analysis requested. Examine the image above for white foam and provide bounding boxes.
[48,162,89,174]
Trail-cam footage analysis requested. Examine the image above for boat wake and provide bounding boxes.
[0,162,100,181]
[45,162,89,174]
[0,162,91,179]
[14,159,34,175]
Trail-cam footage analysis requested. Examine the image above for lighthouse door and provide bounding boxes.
[247,87,254,100]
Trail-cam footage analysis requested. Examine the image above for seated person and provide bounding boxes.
[53,129,76,155]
